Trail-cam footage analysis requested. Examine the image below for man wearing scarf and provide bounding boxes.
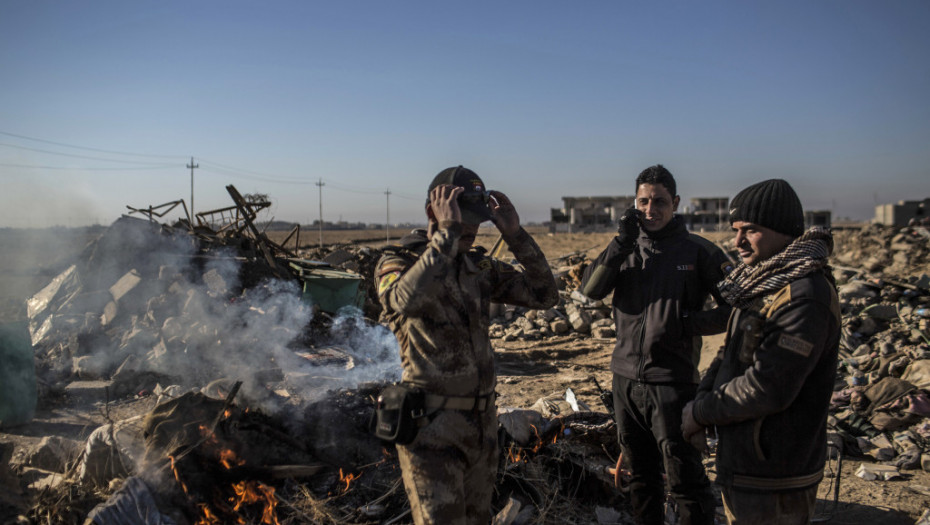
[682,179,840,524]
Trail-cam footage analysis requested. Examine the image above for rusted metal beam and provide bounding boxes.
[126,199,192,229]
[225,185,293,277]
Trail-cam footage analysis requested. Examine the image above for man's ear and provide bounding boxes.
[673,195,681,212]
[426,202,435,221]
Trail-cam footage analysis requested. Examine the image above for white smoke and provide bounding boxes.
[27,217,401,415]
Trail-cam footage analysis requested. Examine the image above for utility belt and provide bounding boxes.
[424,391,496,412]
[372,383,495,445]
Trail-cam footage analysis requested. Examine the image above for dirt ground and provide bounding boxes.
[2,225,929,523]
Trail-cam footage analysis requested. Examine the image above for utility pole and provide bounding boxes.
[385,188,391,243]
[316,178,325,249]
[187,157,199,221]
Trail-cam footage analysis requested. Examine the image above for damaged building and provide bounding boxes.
[551,194,832,232]
[549,196,635,233]
[875,198,930,227]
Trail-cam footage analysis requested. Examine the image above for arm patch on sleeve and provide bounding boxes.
[777,333,814,357]
[378,271,401,296]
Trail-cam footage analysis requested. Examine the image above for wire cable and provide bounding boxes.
[0,162,177,171]
[0,142,181,166]
[0,131,187,159]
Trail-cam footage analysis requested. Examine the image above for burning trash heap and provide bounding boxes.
[3,190,632,525]
[13,204,412,523]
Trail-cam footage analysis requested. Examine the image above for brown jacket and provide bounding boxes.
[376,222,558,397]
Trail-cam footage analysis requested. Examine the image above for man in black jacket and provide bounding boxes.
[682,179,840,524]
[581,165,731,525]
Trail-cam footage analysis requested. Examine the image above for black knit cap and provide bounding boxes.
[729,179,804,237]
[428,165,493,225]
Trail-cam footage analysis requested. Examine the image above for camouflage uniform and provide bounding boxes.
[376,220,558,525]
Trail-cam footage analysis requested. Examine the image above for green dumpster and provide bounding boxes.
[288,260,365,314]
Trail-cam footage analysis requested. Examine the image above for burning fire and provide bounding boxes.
[174,424,282,525]
[220,448,245,469]
[531,425,543,453]
[198,424,221,446]
[506,423,563,464]
[338,468,359,492]
[168,454,190,494]
[232,480,280,524]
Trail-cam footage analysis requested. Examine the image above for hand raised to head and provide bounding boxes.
[489,190,520,236]
[429,184,464,224]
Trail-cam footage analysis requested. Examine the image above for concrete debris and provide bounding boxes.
[855,463,902,481]
[21,436,81,473]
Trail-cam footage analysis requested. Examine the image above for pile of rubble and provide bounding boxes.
[24,209,396,406]
[826,224,930,481]
[833,223,930,281]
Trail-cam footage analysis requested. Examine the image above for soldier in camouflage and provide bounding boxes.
[376,165,559,525]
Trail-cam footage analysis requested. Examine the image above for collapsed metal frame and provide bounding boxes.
[127,200,192,227]
[127,185,305,280]
[194,199,272,235]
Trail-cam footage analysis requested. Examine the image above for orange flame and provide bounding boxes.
[168,454,190,494]
[530,425,545,453]
[231,480,280,524]
[195,504,223,525]
[198,424,221,446]
[507,444,528,464]
[338,468,359,492]
[219,448,245,470]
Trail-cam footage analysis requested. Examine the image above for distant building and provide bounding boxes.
[874,198,930,227]
[550,196,635,232]
[805,210,832,229]
[682,197,729,232]
[551,194,836,233]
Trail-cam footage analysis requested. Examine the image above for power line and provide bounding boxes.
[0,162,176,171]
[198,159,311,182]
[0,130,426,199]
[198,166,312,184]
[0,142,181,165]
[0,131,186,159]
[391,191,424,201]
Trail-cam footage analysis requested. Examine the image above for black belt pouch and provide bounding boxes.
[373,384,426,445]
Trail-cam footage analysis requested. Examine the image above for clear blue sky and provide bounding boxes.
[2,1,928,228]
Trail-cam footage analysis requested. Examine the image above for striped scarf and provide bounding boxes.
[718,227,833,309]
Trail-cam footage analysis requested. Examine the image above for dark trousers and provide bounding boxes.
[613,374,715,525]
[721,485,817,524]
